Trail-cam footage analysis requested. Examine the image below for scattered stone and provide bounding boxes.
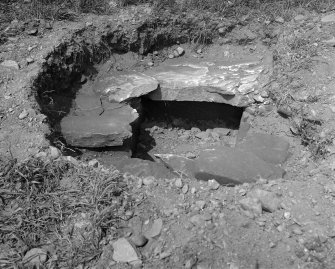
[260,90,269,98]
[197,48,202,54]
[294,15,305,21]
[195,131,211,140]
[175,178,183,188]
[143,176,155,186]
[195,200,206,209]
[182,184,189,194]
[130,234,148,247]
[185,257,197,269]
[27,28,38,35]
[148,61,154,67]
[45,22,52,29]
[323,37,335,46]
[49,146,60,160]
[168,54,174,59]
[176,46,185,56]
[213,127,230,136]
[284,212,291,219]
[88,159,99,168]
[22,248,47,266]
[26,57,34,64]
[239,197,262,218]
[153,51,158,55]
[159,251,172,259]
[1,60,19,70]
[321,13,335,23]
[186,152,196,159]
[275,17,284,23]
[18,109,29,119]
[248,189,281,213]
[191,187,196,194]
[190,214,206,226]
[112,238,140,263]
[254,95,264,103]
[144,218,163,238]
[208,179,220,190]
[292,227,303,235]
[86,21,93,27]
[277,105,293,118]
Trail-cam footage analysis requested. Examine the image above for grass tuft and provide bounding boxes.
[0,156,130,268]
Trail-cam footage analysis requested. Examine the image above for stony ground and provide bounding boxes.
[2,3,335,269]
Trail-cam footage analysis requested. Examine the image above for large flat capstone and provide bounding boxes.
[61,95,138,148]
[144,58,267,107]
[92,71,159,103]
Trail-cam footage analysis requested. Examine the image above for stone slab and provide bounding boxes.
[145,59,265,107]
[61,103,138,148]
[236,133,290,164]
[92,71,159,102]
[194,147,285,185]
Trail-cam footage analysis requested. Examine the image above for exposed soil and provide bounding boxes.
[2,4,335,269]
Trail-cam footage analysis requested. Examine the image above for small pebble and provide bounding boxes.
[147,61,154,67]
[182,184,189,194]
[19,109,29,119]
[191,187,196,194]
[208,179,220,190]
[26,57,34,64]
[284,212,291,219]
[175,178,183,188]
[130,234,148,247]
[168,54,174,59]
[143,176,154,186]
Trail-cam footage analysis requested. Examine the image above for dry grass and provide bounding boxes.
[0,156,130,268]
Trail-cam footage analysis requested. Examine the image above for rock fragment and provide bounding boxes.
[1,60,19,70]
[112,238,140,263]
[240,197,262,218]
[18,109,28,119]
[22,248,47,266]
[248,189,282,212]
[144,218,163,239]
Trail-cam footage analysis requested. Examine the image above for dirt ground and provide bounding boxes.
[2,3,335,269]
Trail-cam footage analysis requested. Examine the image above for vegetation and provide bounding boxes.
[0,157,131,268]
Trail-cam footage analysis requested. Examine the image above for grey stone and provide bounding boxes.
[294,15,305,21]
[321,13,335,23]
[176,46,184,56]
[49,146,60,160]
[275,17,284,23]
[112,238,140,263]
[92,71,159,103]
[88,159,99,167]
[22,248,47,266]
[236,133,290,164]
[129,234,148,247]
[194,146,285,185]
[1,60,19,70]
[248,189,281,212]
[240,197,262,218]
[61,103,138,148]
[18,109,28,119]
[145,58,269,107]
[144,218,163,238]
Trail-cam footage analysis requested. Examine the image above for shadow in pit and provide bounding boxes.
[133,97,244,160]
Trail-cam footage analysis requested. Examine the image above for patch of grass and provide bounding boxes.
[0,156,131,268]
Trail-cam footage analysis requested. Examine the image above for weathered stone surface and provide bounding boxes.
[154,154,196,178]
[145,59,266,107]
[240,197,262,218]
[321,13,335,23]
[61,103,138,148]
[112,238,140,263]
[194,147,285,185]
[22,248,47,266]
[1,60,19,70]
[92,71,159,102]
[248,189,282,212]
[113,157,175,179]
[236,133,290,164]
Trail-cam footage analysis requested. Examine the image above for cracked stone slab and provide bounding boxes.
[144,58,268,107]
[92,71,159,102]
[61,100,138,148]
